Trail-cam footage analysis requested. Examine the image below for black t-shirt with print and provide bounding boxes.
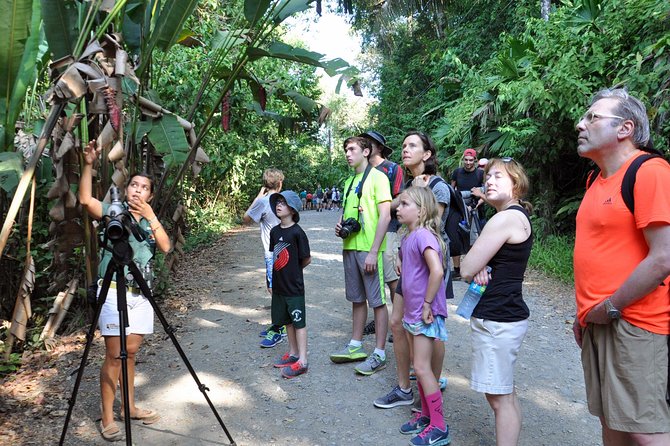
[269,223,311,296]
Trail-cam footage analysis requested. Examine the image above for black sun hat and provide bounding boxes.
[359,130,393,158]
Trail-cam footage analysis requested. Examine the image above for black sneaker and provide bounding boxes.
[363,320,376,335]
[374,385,414,409]
[451,270,461,281]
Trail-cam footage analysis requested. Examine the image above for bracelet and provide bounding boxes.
[148,216,158,225]
[424,300,432,305]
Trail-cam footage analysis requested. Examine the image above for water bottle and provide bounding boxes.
[456,282,486,319]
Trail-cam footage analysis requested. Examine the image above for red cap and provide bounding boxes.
[463,148,477,158]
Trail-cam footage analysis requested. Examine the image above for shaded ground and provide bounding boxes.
[1,210,600,445]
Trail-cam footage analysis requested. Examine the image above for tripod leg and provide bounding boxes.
[59,266,114,446]
[128,263,236,445]
[114,270,133,446]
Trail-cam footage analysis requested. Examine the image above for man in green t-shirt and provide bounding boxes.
[330,136,392,376]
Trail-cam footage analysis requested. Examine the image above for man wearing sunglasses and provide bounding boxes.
[573,88,670,445]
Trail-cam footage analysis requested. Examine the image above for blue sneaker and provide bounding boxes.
[409,424,451,446]
[400,412,429,435]
[260,330,283,348]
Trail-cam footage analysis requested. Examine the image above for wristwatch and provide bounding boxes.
[604,298,621,320]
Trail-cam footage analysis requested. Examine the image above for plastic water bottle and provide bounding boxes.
[456,282,486,319]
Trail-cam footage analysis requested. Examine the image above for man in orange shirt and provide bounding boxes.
[574,88,670,445]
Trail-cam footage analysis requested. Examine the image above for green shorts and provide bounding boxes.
[582,319,670,433]
[271,293,306,329]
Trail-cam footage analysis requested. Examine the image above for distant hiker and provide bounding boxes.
[299,189,307,210]
[573,88,670,444]
[243,168,287,348]
[268,191,312,378]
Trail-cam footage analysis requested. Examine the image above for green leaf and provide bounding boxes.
[272,0,312,24]
[247,42,325,67]
[122,0,147,55]
[134,120,153,140]
[155,0,200,51]
[40,0,77,61]
[283,91,317,114]
[212,30,247,51]
[6,0,43,145]
[0,152,23,193]
[0,0,33,148]
[145,115,190,169]
[244,0,271,26]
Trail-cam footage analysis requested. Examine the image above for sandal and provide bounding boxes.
[100,421,123,442]
[119,407,160,425]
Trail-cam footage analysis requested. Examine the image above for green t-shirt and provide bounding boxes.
[341,167,392,252]
[97,202,156,280]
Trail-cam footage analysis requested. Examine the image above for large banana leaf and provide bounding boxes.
[0,152,23,193]
[145,115,190,168]
[0,0,34,149]
[122,0,149,55]
[247,42,325,66]
[137,0,199,75]
[244,0,272,26]
[40,0,77,61]
[272,0,312,24]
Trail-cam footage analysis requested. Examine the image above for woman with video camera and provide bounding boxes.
[79,140,171,441]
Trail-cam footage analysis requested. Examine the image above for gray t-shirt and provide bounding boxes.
[246,195,279,252]
[428,175,451,254]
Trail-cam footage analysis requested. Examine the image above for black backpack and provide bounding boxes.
[586,150,666,213]
[427,177,471,256]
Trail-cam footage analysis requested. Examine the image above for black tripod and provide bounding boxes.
[59,238,236,445]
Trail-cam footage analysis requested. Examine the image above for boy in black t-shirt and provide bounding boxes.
[268,191,312,378]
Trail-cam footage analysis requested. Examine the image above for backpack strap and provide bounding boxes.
[621,154,658,214]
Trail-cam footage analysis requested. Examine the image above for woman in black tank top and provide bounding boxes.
[461,158,533,446]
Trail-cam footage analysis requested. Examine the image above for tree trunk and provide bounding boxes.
[541,0,550,21]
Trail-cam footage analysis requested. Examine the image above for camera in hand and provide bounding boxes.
[338,217,361,239]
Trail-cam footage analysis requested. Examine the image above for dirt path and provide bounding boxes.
[3,210,600,445]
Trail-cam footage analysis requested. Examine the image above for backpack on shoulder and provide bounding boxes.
[586,149,667,213]
[428,177,471,257]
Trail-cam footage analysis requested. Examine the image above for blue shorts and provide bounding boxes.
[403,315,448,342]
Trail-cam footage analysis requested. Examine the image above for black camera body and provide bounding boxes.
[339,217,361,239]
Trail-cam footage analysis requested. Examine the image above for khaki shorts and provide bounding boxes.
[382,232,399,283]
[470,318,527,395]
[343,250,386,308]
[582,319,670,433]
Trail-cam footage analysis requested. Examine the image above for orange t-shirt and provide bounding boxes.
[574,154,670,334]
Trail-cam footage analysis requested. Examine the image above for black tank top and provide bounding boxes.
[472,205,533,322]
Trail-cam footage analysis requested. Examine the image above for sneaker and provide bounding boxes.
[409,424,451,446]
[273,352,299,368]
[260,330,283,348]
[330,344,367,363]
[363,320,376,335]
[439,377,448,391]
[400,412,429,435]
[259,325,287,338]
[281,361,308,378]
[388,334,394,343]
[354,352,387,375]
[374,385,414,409]
[451,270,461,281]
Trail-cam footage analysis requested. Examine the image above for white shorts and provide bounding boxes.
[98,284,154,336]
[470,317,528,394]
